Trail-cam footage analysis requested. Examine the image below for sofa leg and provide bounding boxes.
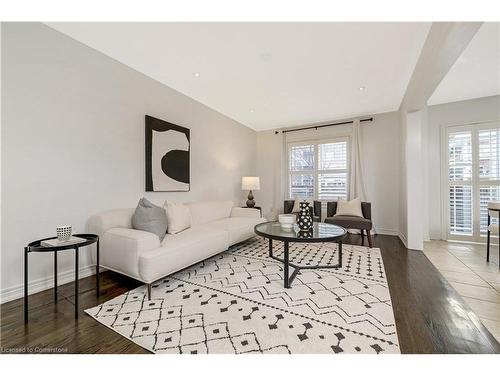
[367,231,373,248]
[147,283,152,300]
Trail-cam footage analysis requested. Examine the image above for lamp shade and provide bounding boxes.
[242,176,260,190]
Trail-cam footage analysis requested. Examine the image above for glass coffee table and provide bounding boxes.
[254,221,347,288]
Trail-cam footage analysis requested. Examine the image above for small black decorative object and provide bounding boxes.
[297,201,313,231]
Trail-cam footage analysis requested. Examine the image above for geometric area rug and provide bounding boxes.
[85,236,400,354]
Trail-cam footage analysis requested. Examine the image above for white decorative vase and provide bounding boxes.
[56,225,72,241]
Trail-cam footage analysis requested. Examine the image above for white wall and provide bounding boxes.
[425,95,500,239]
[404,110,425,250]
[256,111,401,235]
[1,23,256,302]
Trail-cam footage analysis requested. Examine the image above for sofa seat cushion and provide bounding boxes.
[204,217,266,246]
[138,226,229,283]
[101,228,162,279]
[325,215,372,230]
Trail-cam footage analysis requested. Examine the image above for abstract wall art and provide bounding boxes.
[145,115,190,191]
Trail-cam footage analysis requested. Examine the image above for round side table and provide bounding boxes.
[24,234,99,323]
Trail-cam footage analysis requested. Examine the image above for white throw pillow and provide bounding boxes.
[164,201,191,234]
[335,197,363,217]
[291,198,301,213]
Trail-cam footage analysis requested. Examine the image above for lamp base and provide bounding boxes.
[246,190,255,208]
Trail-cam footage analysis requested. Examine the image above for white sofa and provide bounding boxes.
[88,200,265,299]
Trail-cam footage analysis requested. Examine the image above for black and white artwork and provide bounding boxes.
[145,115,190,192]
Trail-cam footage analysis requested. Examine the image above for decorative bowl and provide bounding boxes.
[278,214,296,229]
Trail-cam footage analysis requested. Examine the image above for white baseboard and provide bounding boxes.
[429,232,443,240]
[398,232,408,248]
[0,265,96,305]
[374,227,399,236]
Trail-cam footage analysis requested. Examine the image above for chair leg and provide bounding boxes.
[367,231,373,248]
[361,230,365,245]
[486,230,490,262]
[147,283,152,300]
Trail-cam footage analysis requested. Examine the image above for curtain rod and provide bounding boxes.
[274,117,373,134]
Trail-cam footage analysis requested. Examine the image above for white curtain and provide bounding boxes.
[349,119,374,233]
[349,119,366,200]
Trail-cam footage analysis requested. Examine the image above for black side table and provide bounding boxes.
[241,206,262,217]
[24,234,99,323]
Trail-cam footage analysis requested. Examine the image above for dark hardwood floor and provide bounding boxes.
[1,234,499,354]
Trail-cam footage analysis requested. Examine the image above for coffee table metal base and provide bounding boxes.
[268,238,343,288]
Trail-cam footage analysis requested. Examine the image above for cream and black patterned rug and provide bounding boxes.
[86,237,400,354]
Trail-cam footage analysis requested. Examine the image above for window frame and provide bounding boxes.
[442,122,500,242]
[287,136,351,202]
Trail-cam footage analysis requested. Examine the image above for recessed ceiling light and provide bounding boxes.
[250,109,255,113]
[194,72,200,77]
[358,86,366,91]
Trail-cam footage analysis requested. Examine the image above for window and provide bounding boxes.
[446,124,500,240]
[288,139,349,201]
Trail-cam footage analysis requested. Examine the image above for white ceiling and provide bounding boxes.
[47,22,430,131]
[428,22,500,106]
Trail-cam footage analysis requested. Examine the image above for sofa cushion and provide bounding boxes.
[164,201,191,234]
[204,216,266,246]
[139,226,229,282]
[187,200,234,225]
[132,198,168,240]
[325,215,372,230]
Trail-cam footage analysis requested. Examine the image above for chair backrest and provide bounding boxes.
[488,201,500,219]
[327,201,372,220]
[284,200,321,220]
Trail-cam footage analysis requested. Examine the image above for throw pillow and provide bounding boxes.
[291,198,301,213]
[131,198,168,240]
[335,197,364,217]
[164,201,191,234]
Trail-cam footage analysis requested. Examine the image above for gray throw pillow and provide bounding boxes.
[131,198,168,241]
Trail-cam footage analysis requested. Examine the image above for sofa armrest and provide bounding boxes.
[88,208,135,237]
[96,228,161,279]
[231,207,261,218]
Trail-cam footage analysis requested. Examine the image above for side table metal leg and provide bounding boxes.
[54,251,58,303]
[486,214,491,262]
[268,238,273,257]
[24,247,29,324]
[96,239,100,297]
[284,241,290,288]
[75,246,79,319]
[338,241,343,268]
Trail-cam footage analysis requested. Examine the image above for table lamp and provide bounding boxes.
[242,176,260,208]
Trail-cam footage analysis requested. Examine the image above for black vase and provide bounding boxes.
[297,201,313,231]
[298,228,313,239]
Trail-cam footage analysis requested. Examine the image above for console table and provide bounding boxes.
[24,234,99,323]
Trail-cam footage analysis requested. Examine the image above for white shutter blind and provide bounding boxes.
[318,141,348,200]
[479,128,500,233]
[287,139,349,201]
[479,129,499,180]
[448,131,473,235]
[289,144,314,199]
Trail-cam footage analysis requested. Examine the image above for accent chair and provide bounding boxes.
[325,201,373,247]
